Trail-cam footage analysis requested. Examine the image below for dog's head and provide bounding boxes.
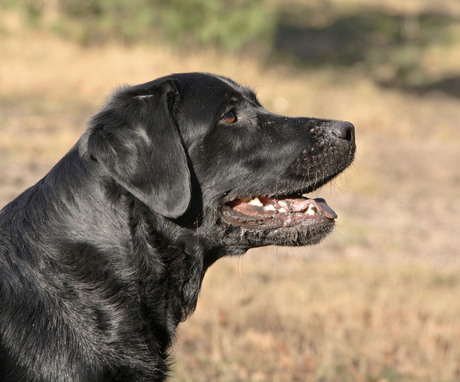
[80,73,355,256]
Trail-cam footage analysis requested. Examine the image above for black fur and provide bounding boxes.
[0,73,355,381]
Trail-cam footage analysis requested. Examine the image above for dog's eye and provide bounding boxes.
[221,110,237,124]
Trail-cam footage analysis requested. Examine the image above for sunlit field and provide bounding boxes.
[1,3,460,380]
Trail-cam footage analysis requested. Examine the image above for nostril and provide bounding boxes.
[331,121,355,145]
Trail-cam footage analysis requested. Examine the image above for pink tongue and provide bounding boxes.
[313,198,338,219]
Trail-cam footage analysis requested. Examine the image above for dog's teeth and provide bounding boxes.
[264,205,276,211]
[248,197,263,207]
[305,204,317,216]
[278,207,288,213]
[278,200,289,209]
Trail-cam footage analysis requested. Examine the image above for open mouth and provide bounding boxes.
[220,194,337,230]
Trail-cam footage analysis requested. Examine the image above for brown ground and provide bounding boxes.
[1,8,460,381]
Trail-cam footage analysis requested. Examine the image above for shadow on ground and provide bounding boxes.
[273,5,459,97]
[383,75,460,98]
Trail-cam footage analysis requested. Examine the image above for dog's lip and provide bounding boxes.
[219,194,337,229]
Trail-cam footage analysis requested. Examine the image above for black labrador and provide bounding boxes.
[0,73,355,381]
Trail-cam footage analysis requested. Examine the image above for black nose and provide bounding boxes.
[330,121,355,146]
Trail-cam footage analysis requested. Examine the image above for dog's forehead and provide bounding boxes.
[210,75,257,101]
[212,75,252,94]
[174,73,256,102]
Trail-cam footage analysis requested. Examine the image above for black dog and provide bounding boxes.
[0,73,355,381]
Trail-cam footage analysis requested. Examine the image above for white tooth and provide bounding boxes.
[278,207,288,213]
[264,205,276,211]
[248,197,263,207]
[305,204,317,216]
[278,200,289,209]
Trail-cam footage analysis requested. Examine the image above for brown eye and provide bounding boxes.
[221,110,237,124]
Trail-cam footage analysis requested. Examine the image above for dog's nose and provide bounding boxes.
[330,121,355,146]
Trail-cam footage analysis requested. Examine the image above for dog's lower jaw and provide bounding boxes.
[213,218,335,250]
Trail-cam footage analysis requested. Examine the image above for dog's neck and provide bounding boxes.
[125,195,206,325]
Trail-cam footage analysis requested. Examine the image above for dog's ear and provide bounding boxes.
[83,80,191,218]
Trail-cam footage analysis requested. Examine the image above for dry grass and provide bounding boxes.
[1,8,460,381]
[175,253,460,381]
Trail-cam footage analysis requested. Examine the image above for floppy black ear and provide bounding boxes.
[83,80,191,218]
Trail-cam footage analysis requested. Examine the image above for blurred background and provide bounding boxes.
[1,0,459,380]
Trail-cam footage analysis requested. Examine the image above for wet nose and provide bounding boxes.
[330,121,355,146]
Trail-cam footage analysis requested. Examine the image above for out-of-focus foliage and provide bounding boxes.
[5,0,275,50]
[2,0,459,92]
[159,0,275,51]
